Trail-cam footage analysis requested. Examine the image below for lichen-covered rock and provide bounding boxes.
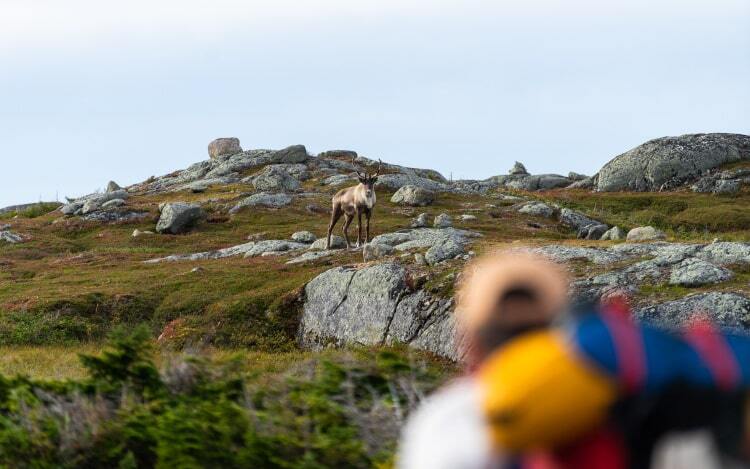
[251,166,301,192]
[636,292,750,330]
[425,238,464,265]
[518,201,555,218]
[580,224,608,240]
[309,236,345,250]
[371,227,480,253]
[411,213,429,228]
[433,213,452,228]
[242,240,308,258]
[390,185,435,206]
[362,242,394,261]
[208,137,242,159]
[627,226,667,242]
[155,203,204,234]
[597,133,750,192]
[101,199,126,209]
[509,161,529,175]
[600,226,625,241]
[229,193,293,213]
[713,179,741,195]
[698,242,750,265]
[270,144,308,164]
[299,263,461,359]
[375,174,450,192]
[323,174,355,186]
[0,231,24,243]
[668,258,733,287]
[106,181,122,192]
[558,208,604,232]
[504,174,572,191]
[291,231,317,243]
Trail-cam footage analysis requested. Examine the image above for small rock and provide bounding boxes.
[291,231,317,243]
[106,181,122,192]
[669,258,733,287]
[600,226,625,241]
[713,179,741,195]
[390,185,435,206]
[509,161,529,175]
[626,226,667,242]
[0,231,23,244]
[101,199,126,209]
[414,253,427,265]
[156,203,204,234]
[518,201,555,218]
[191,267,205,274]
[363,243,394,261]
[411,213,429,228]
[433,213,452,228]
[460,214,477,221]
[132,229,148,237]
[310,236,346,250]
[559,208,602,232]
[578,224,608,240]
[208,137,242,159]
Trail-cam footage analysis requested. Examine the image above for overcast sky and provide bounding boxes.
[1,0,749,207]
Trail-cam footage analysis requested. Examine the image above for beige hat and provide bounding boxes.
[455,250,569,334]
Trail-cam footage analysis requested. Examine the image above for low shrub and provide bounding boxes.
[0,328,448,468]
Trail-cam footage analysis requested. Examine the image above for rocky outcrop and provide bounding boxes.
[390,185,435,206]
[208,138,242,159]
[270,144,308,164]
[60,190,130,216]
[637,292,750,330]
[509,161,529,175]
[597,133,750,192]
[250,166,301,192]
[156,203,204,234]
[299,263,462,360]
[0,231,24,244]
[145,239,308,263]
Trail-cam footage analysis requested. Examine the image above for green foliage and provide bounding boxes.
[0,202,61,220]
[0,330,448,468]
[545,189,750,236]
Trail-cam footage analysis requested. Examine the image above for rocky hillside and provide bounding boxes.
[2,133,750,363]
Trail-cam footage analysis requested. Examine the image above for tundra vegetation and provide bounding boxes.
[3,136,750,465]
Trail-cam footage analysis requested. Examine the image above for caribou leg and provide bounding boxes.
[365,208,372,243]
[357,210,362,247]
[342,213,353,250]
[327,206,343,249]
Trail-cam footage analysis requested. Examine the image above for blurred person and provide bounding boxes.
[477,294,750,468]
[398,251,570,469]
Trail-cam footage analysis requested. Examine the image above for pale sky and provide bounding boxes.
[1,0,749,207]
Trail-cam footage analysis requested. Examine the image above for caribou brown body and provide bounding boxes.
[326,160,381,250]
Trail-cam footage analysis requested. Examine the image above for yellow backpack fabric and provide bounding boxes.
[479,330,617,452]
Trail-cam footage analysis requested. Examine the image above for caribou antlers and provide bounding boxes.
[352,157,382,180]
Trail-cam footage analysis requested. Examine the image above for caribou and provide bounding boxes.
[326,159,382,250]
